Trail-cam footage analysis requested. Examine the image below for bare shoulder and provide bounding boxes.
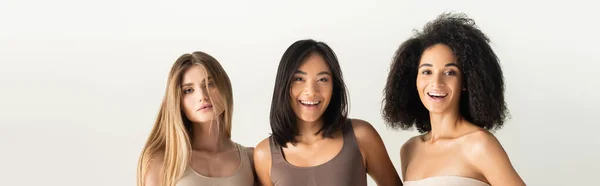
[462,130,525,185]
[253,137,272,164]
[244,146,256,174]
[350,118,402,184]
[399,135,420,178]
[349,118,385,157]
[350,118,380,140]
[400,135,420,158]
[462,130,508,163]
[400,135,420,164]
[253,137,274,186]
[463,130,503,153]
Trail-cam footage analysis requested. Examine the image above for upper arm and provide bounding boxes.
[143,152,164,186]
[399,137,415,180]
[253,138,274,186]
[352,119,403,186]
[468,132,525,186]
[246,147,260,186]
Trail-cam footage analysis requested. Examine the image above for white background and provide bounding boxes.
[1,0,598,185]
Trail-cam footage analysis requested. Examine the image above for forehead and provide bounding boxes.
[182,65,210,83]
[419,44,457,66]
[297,53,331,72]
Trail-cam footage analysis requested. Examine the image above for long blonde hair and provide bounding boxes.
[137,51,234,186]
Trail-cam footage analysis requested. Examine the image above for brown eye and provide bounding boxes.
[183,88,194,94]
[445,70,457,76]
[421,70,432,75]
[318,78,329,82]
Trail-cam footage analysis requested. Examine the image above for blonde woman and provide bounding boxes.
[137,51,256,186]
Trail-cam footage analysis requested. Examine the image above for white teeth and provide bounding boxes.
[300,101,320,105]
[428,92,448,97]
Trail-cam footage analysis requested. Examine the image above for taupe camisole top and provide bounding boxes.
[177,143,255,186]
[269,124,367,186]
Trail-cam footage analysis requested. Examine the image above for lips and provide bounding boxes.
[427,92,448,102]
[427,92,448,98]
[299,100,321,108]
[197,104,213,111]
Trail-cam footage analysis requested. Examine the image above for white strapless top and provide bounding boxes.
[404,176,490,186]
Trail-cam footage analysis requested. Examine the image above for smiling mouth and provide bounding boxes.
[299,100,321,107]
[427,92,448,99]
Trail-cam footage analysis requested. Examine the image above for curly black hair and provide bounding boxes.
[382,12,508,133]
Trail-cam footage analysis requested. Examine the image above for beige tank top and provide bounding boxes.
[404,176,490,186]
[177,143,255,186]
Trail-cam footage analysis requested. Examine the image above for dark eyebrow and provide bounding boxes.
[294,70,306,75]
[317,71,331,76]
[418,63,459,69]
[294,70,331,76]
[418,63,432,69]
[445,63,459,67]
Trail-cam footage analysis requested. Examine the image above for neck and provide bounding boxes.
[427,109,464,143]
[295,118,324,143]
[190,120,233,152]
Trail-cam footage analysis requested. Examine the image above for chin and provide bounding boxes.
[425,105,453,114]
[426,109,444,114]
[190,116,215,123]
[298,115,322,123]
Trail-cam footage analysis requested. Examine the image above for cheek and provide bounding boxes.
[448,76,462,90]
[290,84,301,99]
[416,77,427,92]
[453,80,462,90]
[182,96,195,113]
[322,84,333,101]
[450,79,463,101]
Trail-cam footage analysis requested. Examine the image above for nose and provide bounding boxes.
[430,73,445,88]
[303,80,318,96]
[198,86,210,102]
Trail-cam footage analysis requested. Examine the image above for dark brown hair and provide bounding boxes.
[270,39,349,147]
